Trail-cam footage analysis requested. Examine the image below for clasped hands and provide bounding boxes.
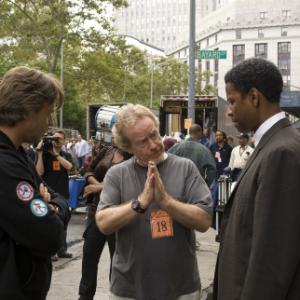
[138,161,171,209]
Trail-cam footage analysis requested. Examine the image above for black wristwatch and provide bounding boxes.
[131,198,147,214]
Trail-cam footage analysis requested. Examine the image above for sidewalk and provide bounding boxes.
[47,228,219,300]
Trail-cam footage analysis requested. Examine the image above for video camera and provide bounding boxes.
[42,135,60,152]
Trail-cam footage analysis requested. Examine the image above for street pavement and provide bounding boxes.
[47,212,219,300]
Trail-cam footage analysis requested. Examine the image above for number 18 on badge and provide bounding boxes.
[150,210,174,239]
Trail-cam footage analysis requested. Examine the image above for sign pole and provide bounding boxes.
[188,0,196,123]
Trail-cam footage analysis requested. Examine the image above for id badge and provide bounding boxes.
[52,160,61,171]
[150,210,174,239]
[215,151,222,163]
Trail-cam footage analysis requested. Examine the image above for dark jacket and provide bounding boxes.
[213,118,300,300]
[210,142,232,177]
[168,137,216,186]
[0,131,65,300]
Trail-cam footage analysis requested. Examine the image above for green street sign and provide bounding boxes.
[198,50,227,60]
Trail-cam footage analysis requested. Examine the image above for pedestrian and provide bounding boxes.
[75,134,91,168]
[36,129,74,259]
[168,124,216,186]
[210,130,232,178]
[228,133,254,181]
[226,135,236,148]
[213,58,300,300]
[162,136,177,151]
[78,143,131,300]
[0,66,66,299]
[96,104,213,300]
[201,127,215,148]
[209,130,232,221]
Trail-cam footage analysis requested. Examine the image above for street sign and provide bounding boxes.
[184,118,193,129]
[198,50,227,60]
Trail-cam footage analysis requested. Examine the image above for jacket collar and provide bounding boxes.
[0,130,16,149]
[227,118,290,203]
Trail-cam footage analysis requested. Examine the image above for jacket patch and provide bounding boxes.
[30,199,48,217]
[16,181,34,202]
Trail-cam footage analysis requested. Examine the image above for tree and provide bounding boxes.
[0,0,128,130]
[195,68,217,95]
[0,0,127,73]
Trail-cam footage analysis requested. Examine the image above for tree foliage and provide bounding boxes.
[0,0,215,134]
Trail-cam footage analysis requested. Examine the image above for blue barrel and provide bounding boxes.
[68,177,86,209]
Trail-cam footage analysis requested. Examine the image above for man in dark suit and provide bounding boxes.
[213,58,300,300]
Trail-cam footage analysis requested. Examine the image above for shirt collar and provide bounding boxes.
[253,111,286,147]
[135,152,168,167]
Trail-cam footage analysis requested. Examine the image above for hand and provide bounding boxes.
[152,163,171,208]
[39,183,58,213]
[39,183,50,203]
[36,140,43,152]
[138,162,155,209]
[48,148,58,157]
[83,183,102,197]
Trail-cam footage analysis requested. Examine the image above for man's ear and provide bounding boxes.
[248,88,260,108]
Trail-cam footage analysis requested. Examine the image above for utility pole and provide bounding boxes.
[188,0,196,122]
[59,40,64,128]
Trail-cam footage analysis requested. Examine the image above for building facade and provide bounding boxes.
[113,0,201,52]
[167,0,300,100]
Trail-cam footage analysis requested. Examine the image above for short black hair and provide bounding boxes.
[225,58,283,103]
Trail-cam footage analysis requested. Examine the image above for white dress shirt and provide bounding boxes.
[229,144,254,170]
[253,112,286,147]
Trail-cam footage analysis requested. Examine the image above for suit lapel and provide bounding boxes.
[226,118,291,205]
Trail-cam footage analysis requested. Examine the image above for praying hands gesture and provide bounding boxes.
[139,161,171,210]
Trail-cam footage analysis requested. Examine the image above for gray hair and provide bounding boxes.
[112,104,159,152]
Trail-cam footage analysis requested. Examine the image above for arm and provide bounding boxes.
[203,164,216,187]
[96,202,139,235]
[55,154,73,170]
[96,164,155,235]
[0,157,64,257]
[83,175,103,197]
[203,151,217,186]
[35,149,45,176]
[159,196,211,232]
[228,148,235,170]
[151,162,212,232]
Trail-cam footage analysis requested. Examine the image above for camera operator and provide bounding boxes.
[36,130,73,259]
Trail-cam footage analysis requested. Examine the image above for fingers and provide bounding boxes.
[39,183,51,203]
[37,140,43,148]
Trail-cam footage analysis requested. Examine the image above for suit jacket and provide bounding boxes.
[213,118,300,300]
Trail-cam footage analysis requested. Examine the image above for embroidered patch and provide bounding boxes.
[16,181,34,202]
[30,199,48,217]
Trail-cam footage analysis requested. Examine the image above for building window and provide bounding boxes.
[282,10,290,18]
[233,45,245,66]
[255,43,268,59]
[281,27,288,37]
[260,11,267,19]
[236,29,242,39]
[206,38,209,47]
[278,42,291,89]
[215,34,218,43]
[258,28,264,39]
[213,0,217,10]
